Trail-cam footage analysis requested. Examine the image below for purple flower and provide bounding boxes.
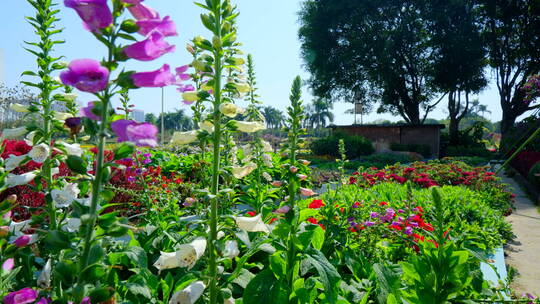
[364,221,375,227]
[131,64,175,88]
[142,158,152,165]
[177,84,195,93]
[2,258,14,272]
[127,176,136,182]
[347,217,355,222]
[143,153,151,158]
[391,221,401,227]
[80,102,101,120]
[274,205,291,214]
[3,287,38,304]
[36,298,51,304]
[369,212,378,218]
[409,221,418,227]
[81,297,92,304]
[65,117,82,128]
[135,168,143,174]
[136,16,177,37]
[397,209,405,213]
[13,235,31,248]
[404,227,413,235]
[60,59,109,93]
[127,2,159,20]
[124,32,175,61]
[176,65,191,81]
[64,0,112,32]
[111,119,158,147]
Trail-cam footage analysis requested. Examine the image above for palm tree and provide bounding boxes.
[262,106,285,130]
[308,98,334,129]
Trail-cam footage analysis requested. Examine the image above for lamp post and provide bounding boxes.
[161,87,165,145]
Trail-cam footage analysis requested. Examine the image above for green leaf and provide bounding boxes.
[243,269,288,304]
[113,142,136,160]
[126,282,152,299]
[66,155,88,174]
[269,252,287,280]
[373,263,403,304]
[311,225,325,250]
[88,244,105,265]
[305,247,341,304]
[125,246,148,268]
[44,230,71,249]
[299,209,319,222]
[89,287,113,302]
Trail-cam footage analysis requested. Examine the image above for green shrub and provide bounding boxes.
[444,145,493,158]
[390,143,431,158]
[311,131,374,158]
[527,161,540,189]
[345,153,413,169]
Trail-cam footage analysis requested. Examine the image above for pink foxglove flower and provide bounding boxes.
[127,2,159,20]
[60,59,109,93]
[111,119,158,147]
[13,234,38,248]
[300,187,317,197]
[136,16,177,37]
[131,64,175,88]
[271,181,283,187]
[64,0,112,32]
[2,258,14,272]
[3,288,38,304]
[124,32,175,61]
[80,102,101,120]
[176,65,191,81]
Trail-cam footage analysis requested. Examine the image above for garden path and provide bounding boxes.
[501,174,540,296]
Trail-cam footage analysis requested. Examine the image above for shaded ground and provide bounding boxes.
[501,174,540,296]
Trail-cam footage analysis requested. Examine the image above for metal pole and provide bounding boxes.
[161,87,165,145]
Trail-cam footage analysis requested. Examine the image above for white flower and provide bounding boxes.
[182,92,200,102]
[153,237,207,271]
[53,112,73,121]
[9,103,30,113]
[4,172,37,188]
[80,135,91,141]
[262,154,273,167]
[232,162,257,179]
[28,143,50,163]
[51,167,59,176]
[58,142,83,157]
[262,140,273,152]
[233,121,265,133]
[4,154,27,171]
[63,93,78,102]
[224,297,235,304]
[233,82,250,93]
[199,121,214,133]
[217,231,225,240]
[37,259,52,288]
[9,220,32,236]
[51,184,79,208]
[171,130,198,146]
[262,172,272,182]
[219,103,241,118]
[2,127,27,139]
[62,218,81,232]
[223,240,240,259]
[169,281,206,304]
[234,214,270,233]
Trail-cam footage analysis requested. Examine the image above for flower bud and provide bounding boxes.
[6,195,17,204]
[120,19,139,33]
[212,36,222,48]
[289,166,298,173]
[186,43,195,54]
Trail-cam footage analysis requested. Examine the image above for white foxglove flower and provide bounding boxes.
[262,172,272,182]
[9,220,32,236]
[262,154,273,167]
[58,142,83,157]
[28,143,50,163]
[231,162,257,179]
[219,103,241,118]
[2,127,27,139]
[37,259,52,288]
[199,121,214,133]
[233,82,250,93]
[176,237,207,269]
[171,130,198,146]
[234,214,270,233]
[169,281,206,304]
[223,240,240,259]
[63,218,81,232]
[217,231,225,240]
[233,121,265,133]
[63,93,78,102]
[153,251,180,271]
[4,154,27,171]
[53,112,73,121]
[51,167,59,176]
[9,103,30,113]
[262,140,273,152]
[51,183,79,208]
[4,172,37,188]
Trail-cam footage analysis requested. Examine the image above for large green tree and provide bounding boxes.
[299,0,442,124]
[477,0,540,147]
[306,98,334,129]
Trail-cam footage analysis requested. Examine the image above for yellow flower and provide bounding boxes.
[233,121,265,133]
[171,130,198,146]
[182,92,199,102]
[219,103,240,118]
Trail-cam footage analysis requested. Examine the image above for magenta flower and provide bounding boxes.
[176,65,191,81]
[111,119,158,147]
[2,258,14,272]
[36,298,51,304]
[124,32,175,61]
[370,212,378,218]
[13,235,35,248]
[131,64,175,88]
[64,0,112,32]
[274,205,291,214]
[177,84,195,93]
[80,102,101,120]
[122,0,142,4]
[60,59,109,93]
[127,2,159,20]
[3,288,38,304]
[136,16,177,37]
[404,227,413,235]
[364,221,375,227]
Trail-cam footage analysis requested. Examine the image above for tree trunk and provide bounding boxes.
[500,103,519,154]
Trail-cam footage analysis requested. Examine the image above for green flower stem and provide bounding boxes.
[209,2,223,303]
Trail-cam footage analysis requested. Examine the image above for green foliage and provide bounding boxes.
[311,131,374,159]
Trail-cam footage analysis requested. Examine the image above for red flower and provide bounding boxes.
[308,199,325,209]
[307,217,318,224]
[379,201,388,206]
[268,217,278,224]
[246,211,256,217]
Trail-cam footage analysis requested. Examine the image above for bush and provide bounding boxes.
[444,145,493,158]
[390,143,431,158]
[311,131,374,158]
[346,153,413,169]
[527,161,540,189]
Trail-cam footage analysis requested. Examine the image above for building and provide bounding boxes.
[130,109,145,123]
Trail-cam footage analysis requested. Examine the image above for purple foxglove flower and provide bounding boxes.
[177,84,195,93]
[14,235,31,247]
[80,102,101,120]
[404,227,413,235]
[122,0,142,4]
[80,297,92,304]
[123,32,175,61]
[364,221,375,227]
[2,258,14,272]
[128,2,159,20]
[369,212,378,218]
[274,205,291,214]
[131,64,175,88]
[60,59,109,93]
[111,119,158,147]
[36,298,51,304]
[65,117,82,128]
[136,16,177,37]
[175,65,191,81]
[64,0,112,32]
[3,287,38,304]
[143,153,151,157]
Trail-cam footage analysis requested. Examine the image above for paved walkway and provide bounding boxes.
[501,175,540,296]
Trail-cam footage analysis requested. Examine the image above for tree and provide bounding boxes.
[477,0,540,147]
[156,109,193,134]
[427,0,488,144]
[145,113,157,124]
[299,0,442,124]
[307,98,334,129]
[261,106,285,130]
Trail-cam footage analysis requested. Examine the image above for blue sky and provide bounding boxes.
[0,0,509,124]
